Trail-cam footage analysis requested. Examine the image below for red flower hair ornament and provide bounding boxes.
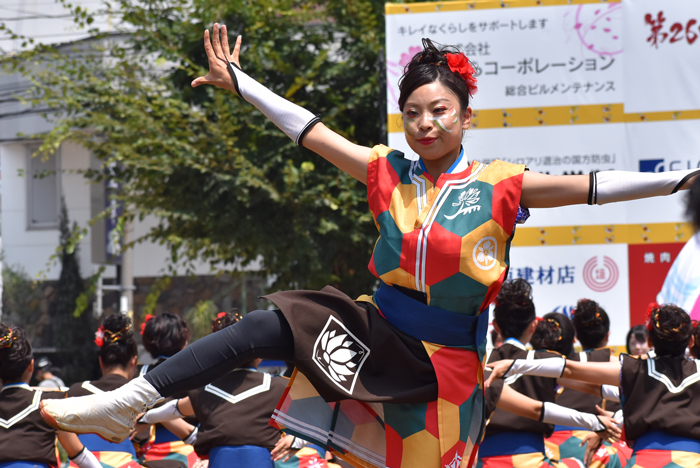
[94,325,105,347]
[445,52,478,96]
[141,314,154,335]
[646,302,660,331]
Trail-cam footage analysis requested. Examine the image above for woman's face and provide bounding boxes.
[628,334,650,356]
[402,81,471,162]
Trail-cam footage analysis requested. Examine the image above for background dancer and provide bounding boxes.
[486,304,700,468]
[542,303,629,467]
[134,313,198,468]
[66,314,142,468]
[0,324,101,468]
[40,27,700,468]
[138,312,308,468]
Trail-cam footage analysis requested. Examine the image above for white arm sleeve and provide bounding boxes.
[225,60,320,145]
[542,402,605,432]
[601,384,620,402]
[504,357,566,379]
[70,448,102,468]
[613,409,624,430]
[291,437,308,450]
[139,399,183,424]
[590,169,700,205]
[183,427,198,445]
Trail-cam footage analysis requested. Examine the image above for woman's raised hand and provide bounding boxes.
[191,23,242,93]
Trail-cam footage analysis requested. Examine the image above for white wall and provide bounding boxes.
[0,140,243,281]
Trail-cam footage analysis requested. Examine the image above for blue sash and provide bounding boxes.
[209,446,272,468]
[373,281,489,347]
[154,426,181,444]
[78,434,137,456]
[0,463,51,468]
[634,431,700,454]
[479,432,545,458]
[553,425,587,432]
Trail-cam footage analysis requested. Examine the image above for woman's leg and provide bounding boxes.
[40,309,294,441]
[145,309,294,397]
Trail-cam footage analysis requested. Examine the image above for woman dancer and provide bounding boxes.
[481,285,581,468]
[0,324,101,468]
[486,304,700,468]
[626,325,651,356]
[40,27,700,468]
[134,313,198,468]
[66,314,142,468]
[543,303,629,467]
[138,312,296,467]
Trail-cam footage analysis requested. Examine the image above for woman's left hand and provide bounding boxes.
[271,434,298,462]
[191,23,242,93]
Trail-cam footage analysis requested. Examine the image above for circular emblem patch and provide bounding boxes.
[473,237,498,270]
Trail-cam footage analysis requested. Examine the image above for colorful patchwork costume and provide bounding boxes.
[621,354,700,468]
[66,375,143,468]
[269,145,526,468]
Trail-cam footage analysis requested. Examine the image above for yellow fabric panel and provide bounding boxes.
[459,220,510,287]
[390,183,420,234]
[400,429,441,468]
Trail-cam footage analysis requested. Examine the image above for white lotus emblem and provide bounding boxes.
[444,188,481,220]
[313,316,370,395]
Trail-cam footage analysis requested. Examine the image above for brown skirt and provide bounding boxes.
[263,285,438,403]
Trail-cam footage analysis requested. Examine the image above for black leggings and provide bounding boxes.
[143,309,294,397]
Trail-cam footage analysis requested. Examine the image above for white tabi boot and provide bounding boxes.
[40,375,162,442]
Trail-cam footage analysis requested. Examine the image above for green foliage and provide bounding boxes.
[1,262,45,340]
[2,0,389,297]
[185,299,218,342]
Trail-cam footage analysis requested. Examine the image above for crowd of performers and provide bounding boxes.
[3,283,700,468]
[4,28,700,468]
[0,312,343,468]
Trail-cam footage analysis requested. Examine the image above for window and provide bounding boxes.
[26,144,61,229]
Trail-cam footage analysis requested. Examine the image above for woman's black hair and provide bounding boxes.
[690,321,700,359]
[647,304,691,357]
[398,38,473,112]
[211,310,242,333]
[494,279,536,340]
[0,323,33,383]
[98,314,137,370]
[686,175,700,230]
[530,313,575,356]
[625,324,649,354]
[572,299,610,350]
[142,312,191,359]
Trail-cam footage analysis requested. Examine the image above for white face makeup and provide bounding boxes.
[430,105,458,133]
[403,102,459,136]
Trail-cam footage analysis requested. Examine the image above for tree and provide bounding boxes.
[1,0,389,298]
[50,199,97,384]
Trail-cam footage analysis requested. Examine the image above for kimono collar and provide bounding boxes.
[418,146,468,174]
[504,337,528,351]
[0,382,30,393]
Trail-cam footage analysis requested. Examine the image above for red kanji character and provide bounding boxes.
[645,11,668,48]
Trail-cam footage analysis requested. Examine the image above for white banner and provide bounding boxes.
[385,1,700,346]
[509,243,630,345]
[386,4,623,115]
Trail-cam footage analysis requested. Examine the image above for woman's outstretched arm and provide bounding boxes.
[486,357,621,387]
[521,170,699,208]
[192,24,371,184]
